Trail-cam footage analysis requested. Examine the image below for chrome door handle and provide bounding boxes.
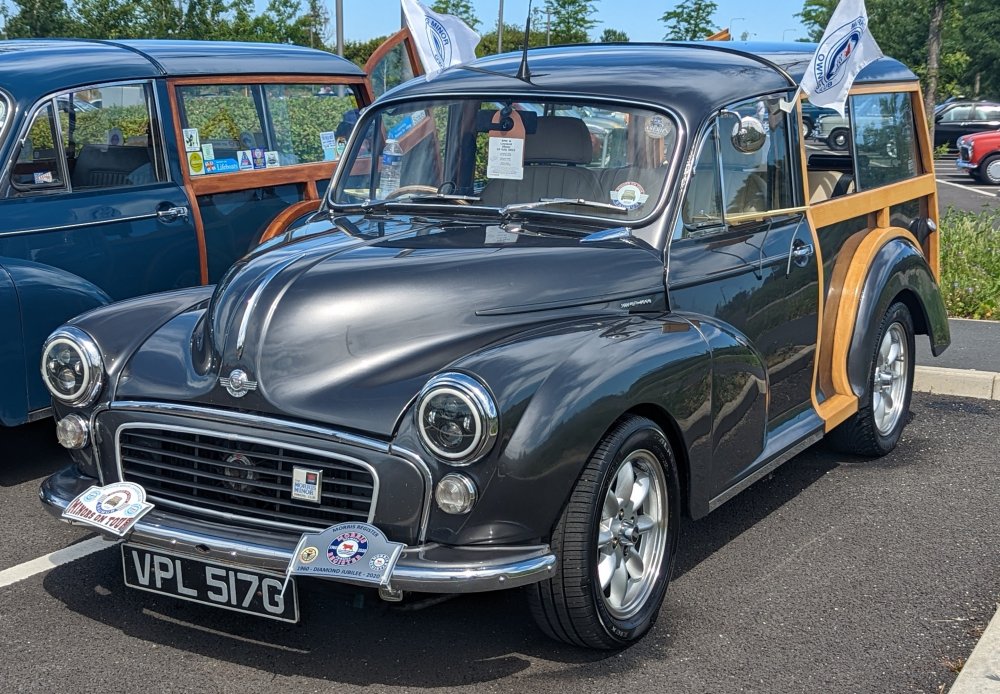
[157,206,189,222]
[787,241,814,274]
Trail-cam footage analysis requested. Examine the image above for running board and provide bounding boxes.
[708,412,825,512]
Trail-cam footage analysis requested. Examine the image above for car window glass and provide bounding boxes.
[940,106,973,122]
[178,83,362,174]
[59,83,162,189]
[264,84,359,166]
[720,96,795,218]
[681,126,723,234]
[10,102,66,192]
[974,106,1000,121]
[368,43,416,100]
[851,92,918,189]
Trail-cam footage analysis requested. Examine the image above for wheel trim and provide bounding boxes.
[986,158,1000,183]
[596,449,669,620]
[872,322,908,436]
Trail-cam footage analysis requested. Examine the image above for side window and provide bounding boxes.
[60,83,163,189]
[719,96,795,217]
[851,92,918,190]
[11,103,66,192]
[940,105,972,122]
[177,83,360,174]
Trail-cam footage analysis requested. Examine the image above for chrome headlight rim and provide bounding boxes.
[416,372,498,466]
[40,326,104,407]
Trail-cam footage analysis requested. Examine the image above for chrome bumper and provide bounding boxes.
[40,465,555,594]
[956,159,976,170]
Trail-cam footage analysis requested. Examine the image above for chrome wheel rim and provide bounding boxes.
[986,159,1000,183]
[872,323,908,436]
[596,450,668,620]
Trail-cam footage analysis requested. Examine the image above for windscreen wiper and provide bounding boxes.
[501,198,629,216]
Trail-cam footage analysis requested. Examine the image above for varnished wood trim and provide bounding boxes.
[186,162,336,195]
[364,28,423,77]
[805,206,828,418]
[305,178,318,200]
[809,174,936,228]
[257,199,322,244]
[910,88,941,280]
[815,393,859,431]
[846,82,919,96]
[726,206,807,225]
[167,82,209,285]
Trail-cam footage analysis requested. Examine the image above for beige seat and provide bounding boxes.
[479,116,603,207]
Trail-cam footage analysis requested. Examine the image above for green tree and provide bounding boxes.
[343,34,390,67]
[476,21,548,56]
[3,0,75,37]
[600,28,629,42]
[545,0,598,44]
[431,0,479,30]
[661,0,718,41]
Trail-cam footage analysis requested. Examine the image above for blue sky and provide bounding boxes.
[331,0,810,43]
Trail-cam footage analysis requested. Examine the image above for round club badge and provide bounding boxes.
[369,553,391,572]
[95,488,132,515]
[610,181,650,211]
[645,115,673,140]
[327,531,368,566]
[299,546,319,564]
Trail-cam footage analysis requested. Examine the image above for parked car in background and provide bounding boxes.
[800,100,838,139]
[934,100,1000,148]
[0,35,423,428]
[38,41,949,649]
[956,129,1000,184]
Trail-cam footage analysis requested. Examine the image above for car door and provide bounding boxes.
[668,96,820,495]
[0,81,200,418]
[935,104,975,147]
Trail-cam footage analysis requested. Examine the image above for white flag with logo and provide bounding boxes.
[401,0,481,79]
[799,0,883,116]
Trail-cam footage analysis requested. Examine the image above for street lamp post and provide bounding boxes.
[498,0,505,53]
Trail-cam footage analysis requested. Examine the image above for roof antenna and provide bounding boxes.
[515,1,533,83]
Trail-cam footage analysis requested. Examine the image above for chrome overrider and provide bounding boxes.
[39,401,557,595]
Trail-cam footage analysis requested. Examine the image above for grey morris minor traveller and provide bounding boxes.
[39,42,949,649]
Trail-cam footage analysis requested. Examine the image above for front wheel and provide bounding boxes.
[827,301,915,456]
[528,415,680,649]
[978,155,1000,185]
[828,128,850,151]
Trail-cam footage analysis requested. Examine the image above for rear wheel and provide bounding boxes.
[528,415,679,649]
[827,302,915,456]
[828,128,850,151]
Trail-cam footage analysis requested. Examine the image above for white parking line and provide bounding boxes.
[936,178,998,198]
[0,536,110,589]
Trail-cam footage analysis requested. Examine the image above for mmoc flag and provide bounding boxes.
[401,0,481,79]
[799,0,883,116]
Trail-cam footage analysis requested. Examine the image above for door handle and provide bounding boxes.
[157,206,189,222]
[787,241,814,274]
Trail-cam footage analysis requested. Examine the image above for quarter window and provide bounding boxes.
[851,92,918,189]
[11,103,65,191]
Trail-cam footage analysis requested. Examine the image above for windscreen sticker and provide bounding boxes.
[210,158,239,174]
[336,136,347,159]
[320,131,337,161]
[205,160,216,174]
[33,171,53,184]
[107,128,123,146]
[237,150,254,171]
[252,148,266,169]
[264,151,281,168]
[201,143,215,161]
[183,128,201,152]
[485,225,519,244]
[610,181,649,210]
[486,108,526,181]
[188,151,205,176]
[645,115,672,140]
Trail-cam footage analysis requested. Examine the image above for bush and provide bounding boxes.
[940,208,1000,319]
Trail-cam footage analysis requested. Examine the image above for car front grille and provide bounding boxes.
[118,426,376,532]
[959,144,972,162]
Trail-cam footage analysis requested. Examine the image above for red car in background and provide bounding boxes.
[956,129,1000,184]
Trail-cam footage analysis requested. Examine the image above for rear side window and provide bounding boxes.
[177,83,360,175]
[851,92,918,189]
[11,103,65,191]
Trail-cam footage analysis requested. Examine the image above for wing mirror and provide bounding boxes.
[720,109,767,154]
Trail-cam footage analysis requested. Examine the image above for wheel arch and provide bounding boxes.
[624,403,692,520]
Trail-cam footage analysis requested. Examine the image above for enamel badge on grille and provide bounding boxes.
[291,466,322,503]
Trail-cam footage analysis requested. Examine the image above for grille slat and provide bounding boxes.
[119,428,376,531]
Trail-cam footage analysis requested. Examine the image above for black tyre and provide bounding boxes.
[801,117,813,140]
[828,128,850,151]
[827,302,915,456]
[979,154,1000,185]
[528,415,680,649]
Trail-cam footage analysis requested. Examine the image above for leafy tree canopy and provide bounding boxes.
[661,0,719,41]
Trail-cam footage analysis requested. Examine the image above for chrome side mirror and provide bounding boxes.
[729,115,767,154]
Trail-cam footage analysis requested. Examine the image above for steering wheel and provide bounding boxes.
[384,184,470,204]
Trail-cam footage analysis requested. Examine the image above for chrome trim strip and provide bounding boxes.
[109,401,392,452]
[388,443,434,544]
[0,211,161,238]
[115,422,381,531]
[27,407,53,423]
[234,255,300,359]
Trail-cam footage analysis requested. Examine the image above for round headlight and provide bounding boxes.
[416,373,498,465]
[40,327,104,407]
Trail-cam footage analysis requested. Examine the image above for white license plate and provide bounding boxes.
[121,545,298,623]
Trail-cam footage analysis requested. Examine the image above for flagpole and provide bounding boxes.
[498,0,505,53]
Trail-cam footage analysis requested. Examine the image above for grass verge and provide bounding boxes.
[940,207,1000,319]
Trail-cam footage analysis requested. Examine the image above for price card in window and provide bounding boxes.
[486,109,525,181]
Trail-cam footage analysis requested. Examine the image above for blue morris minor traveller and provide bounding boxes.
[39,42,949,649]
